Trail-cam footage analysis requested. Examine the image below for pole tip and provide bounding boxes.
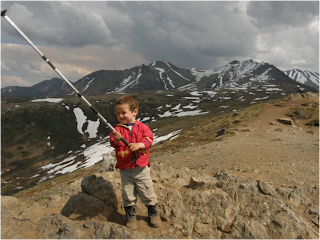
[1,9,7,17]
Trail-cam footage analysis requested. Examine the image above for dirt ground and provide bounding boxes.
[152,96,319,192]
[3,94,318,238]
[130,95,320,236]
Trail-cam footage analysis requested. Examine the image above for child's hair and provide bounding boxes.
[115,95,139,112]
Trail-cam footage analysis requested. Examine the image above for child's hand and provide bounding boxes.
[128,143,145,152]
[112,131,122,140]
[112,131,122,145]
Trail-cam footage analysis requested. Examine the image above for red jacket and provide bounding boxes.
[110,120,154,169]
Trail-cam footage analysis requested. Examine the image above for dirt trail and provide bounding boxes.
[152,97,319,191]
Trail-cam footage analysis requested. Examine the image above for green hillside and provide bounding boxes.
[2,90,317,195]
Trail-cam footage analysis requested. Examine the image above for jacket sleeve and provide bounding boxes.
[139,124,154,150]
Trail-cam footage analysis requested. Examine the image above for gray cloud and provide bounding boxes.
[1,43,146,86]
[2,1,114,47]
[1,1,319,87]
[109,2,259,69]
[247,1,319,29]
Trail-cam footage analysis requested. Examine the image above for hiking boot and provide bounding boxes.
[124,206,137,230]
[147,204,161,228]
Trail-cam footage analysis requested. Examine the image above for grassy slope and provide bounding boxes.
[11,93,319,200]
[2,91,317,196]
[10,100,267,199]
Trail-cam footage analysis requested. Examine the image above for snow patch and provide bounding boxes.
[30,98,63,103]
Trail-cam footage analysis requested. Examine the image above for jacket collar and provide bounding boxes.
[116,121,138,128]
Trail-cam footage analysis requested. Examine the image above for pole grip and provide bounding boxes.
[120,137,129,147]
[120,137,139,161]
[1,9,7,16]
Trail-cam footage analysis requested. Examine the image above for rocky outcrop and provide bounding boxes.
[294,110,309,119]
[1,162,319,239]
[286,92,319,101]
[277,118,295,126]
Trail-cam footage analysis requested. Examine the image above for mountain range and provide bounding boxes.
[1,59,318,97]
[283,69,319,90]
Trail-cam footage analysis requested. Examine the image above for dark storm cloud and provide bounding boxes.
[4,1,114,47]
[1,1,319,87]
[247,1,319,29]
[108,1,258,69]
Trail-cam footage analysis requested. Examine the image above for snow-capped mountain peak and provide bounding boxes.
[1,59,318,97]
[283,69,319,90]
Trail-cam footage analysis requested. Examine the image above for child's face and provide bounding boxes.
[115,104,138,124]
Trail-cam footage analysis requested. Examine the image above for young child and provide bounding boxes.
[110,94,161,230]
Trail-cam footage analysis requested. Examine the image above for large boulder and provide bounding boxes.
[1,163,319,239]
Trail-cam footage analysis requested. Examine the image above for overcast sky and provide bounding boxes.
[1,1,319,88]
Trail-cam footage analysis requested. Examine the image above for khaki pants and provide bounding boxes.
[120,166,158,207]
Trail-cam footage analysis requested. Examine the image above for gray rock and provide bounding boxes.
[288,187,311,206]
[38,214,94,239]
[305,204,320,227]
[100,153,117,172]
[1,225,24,239]
[1,195,21,207]
[258,180,279,197]
[277,117,294,125]
[1,162,319,239]
[93,221,161,239]
[229,216,269,239]
[189,176,217,189]
[60,192,115,220]
[81,172,122,209]
[276,186,293,200]
[294,110,309,119]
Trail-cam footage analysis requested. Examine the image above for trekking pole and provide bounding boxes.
[1,9,139,160]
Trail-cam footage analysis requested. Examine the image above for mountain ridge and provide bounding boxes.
[1,59,318,97]
[283,69,319,90]
[30,59,320,95]
[1,78,65,97]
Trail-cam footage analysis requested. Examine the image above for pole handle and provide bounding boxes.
[120,137,139,161]
[120,137,129,147]
[0,9,7,17]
